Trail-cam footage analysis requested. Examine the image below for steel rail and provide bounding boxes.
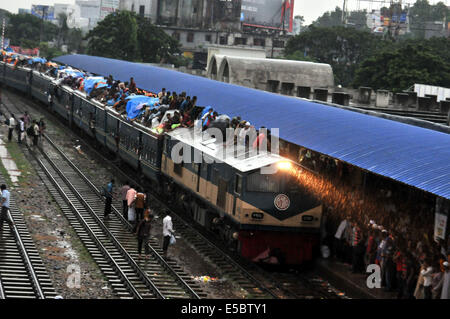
[7,209,45,299]
[43,134,200,299]
[35,148,166,299]
[33,154,145,299]
[0,276,5,299]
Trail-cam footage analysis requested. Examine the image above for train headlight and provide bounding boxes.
[277,161,292,171]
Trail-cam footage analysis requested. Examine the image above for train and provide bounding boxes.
[0,59,323,266]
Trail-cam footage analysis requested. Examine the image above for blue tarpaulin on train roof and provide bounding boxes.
[53,54,450,199]
[126,96,159,120]
[82,76,106,94]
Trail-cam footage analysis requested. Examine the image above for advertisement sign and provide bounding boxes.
[31,5,55,21]
[435,213,447,241]
[100,0,119,19]
[241,0,294,31]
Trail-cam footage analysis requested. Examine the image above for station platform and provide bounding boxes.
[315,258,398,299]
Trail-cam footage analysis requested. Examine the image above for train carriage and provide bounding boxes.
[30,71,53,105]
[118,120,141,170]
[72,93,97,138]
[4,63,30,93]
[105,110,120,153]
[94,104,107,147]
[138,124,164,183]
[51,85,73,122]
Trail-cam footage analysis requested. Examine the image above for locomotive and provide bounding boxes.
[0,59,323,265]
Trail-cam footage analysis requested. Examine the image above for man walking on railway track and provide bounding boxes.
[7,114,16,142]
[135,188,146,224]
[136,211,152,259]
[120,181,130,220]
[162,210,175,259]
[0,184,13,232]
[32,120,40,146]
[103,179,115,220]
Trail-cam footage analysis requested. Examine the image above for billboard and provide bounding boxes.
[31,5,55,21]
[241,0,294,31]
[100,0,119,19]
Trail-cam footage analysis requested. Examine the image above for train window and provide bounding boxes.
[234,174,242,195]
[174,162,183,176]
[246,172,280,193]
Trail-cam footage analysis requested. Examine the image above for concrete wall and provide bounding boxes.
[208,55,334,92]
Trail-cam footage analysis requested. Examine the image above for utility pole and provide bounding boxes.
[342,0,347,25]
[1,18,5,50]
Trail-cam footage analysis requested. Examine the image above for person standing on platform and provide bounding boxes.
[421,259,434,299]
[162,210,174,259]
[8,114,16,142]
[126,185,137,224]
[135,187,146,223]
[120,181,130,220]
[0,184,13,231]
[103,179,114,220]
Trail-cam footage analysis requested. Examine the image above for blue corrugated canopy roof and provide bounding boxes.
[54,54,450,199]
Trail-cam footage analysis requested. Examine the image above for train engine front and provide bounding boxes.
[232,160,322,266]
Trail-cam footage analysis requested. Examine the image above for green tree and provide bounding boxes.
[136,16,180,63]
[86,11,181,63]
[86,11,139,61]
[5,13,59,48]
[353,42,450,92]
[285,26,383,86]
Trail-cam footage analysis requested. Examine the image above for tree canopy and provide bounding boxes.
[285,26,382,86]
[5,13,59,48]
[353,39,450,92]
[86,11,180,64]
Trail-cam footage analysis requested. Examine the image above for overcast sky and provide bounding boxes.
[0,0,448,24]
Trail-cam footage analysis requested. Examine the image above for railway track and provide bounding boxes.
[0,171,56,299]
[4,87,343,299]
[2,97,203,299]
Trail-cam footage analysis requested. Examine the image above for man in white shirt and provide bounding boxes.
[421,259,434,299]
[18,117,25,144]
[0,184,13,231]
[162,211,174,259]
[8,114,16,142]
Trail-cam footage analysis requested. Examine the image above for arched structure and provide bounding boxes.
[210,55,334,95]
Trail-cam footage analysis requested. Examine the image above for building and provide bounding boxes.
[116,0,294,68]
[207,54,334,95]
[76,0,102,29]
[18,8,31,14]
[119,0,158,20]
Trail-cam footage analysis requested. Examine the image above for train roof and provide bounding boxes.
[53,55,450,199]
[167,127,283,173]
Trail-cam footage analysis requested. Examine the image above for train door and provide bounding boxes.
[233,173,243,217]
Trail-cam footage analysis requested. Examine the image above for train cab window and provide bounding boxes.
[234,174,242,196]
[246,172,280,193]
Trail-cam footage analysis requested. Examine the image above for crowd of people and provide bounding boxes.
[1,52,272,151]
[102,180,175,260]
[309,156,450,299]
